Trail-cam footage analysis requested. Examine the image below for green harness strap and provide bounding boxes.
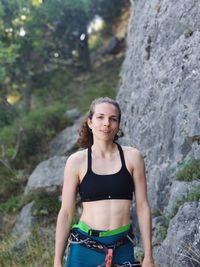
[72,221,131,237]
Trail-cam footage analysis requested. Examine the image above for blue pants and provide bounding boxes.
[65,225,135,267]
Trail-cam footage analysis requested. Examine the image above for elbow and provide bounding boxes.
[136,200,151,214]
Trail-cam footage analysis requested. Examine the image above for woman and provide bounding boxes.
[54,97,155,267]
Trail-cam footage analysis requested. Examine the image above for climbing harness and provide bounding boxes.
[68,228,141,267]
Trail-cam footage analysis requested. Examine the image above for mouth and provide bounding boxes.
[101,130,110,134]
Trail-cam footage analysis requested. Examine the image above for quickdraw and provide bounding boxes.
[68,228,141,267]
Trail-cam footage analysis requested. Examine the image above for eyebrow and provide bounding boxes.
[96,113,118,118]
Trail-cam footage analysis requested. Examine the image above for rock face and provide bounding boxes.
[117,0,200,266]
[165,180,200,214]
[154,201,200,267]
[117,0,200,210]
[24,118,81,195]
[13,118,81,249]
[24,156,67,195]
[12,202,35,249]
[49,118,81,157]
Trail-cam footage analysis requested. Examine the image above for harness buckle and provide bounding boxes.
[105,248,113,267]
[88,229,101,236]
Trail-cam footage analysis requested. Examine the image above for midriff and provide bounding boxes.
[80,199,132,230]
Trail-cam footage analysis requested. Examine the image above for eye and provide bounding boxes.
[110,117,118,122]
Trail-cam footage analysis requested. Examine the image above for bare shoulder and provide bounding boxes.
[63,149,87,180]
[120,145,145,171]
[121,145,144,159]
[66,149,87,166]
[122,146,145,176]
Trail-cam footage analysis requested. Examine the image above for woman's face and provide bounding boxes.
[88,102,120,142]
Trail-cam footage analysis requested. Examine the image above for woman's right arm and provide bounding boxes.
[54,154,80,267]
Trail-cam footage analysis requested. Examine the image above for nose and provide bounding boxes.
[103,118,110,126]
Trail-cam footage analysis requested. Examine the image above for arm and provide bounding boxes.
[54,154,79,267]
[132,150,155,267]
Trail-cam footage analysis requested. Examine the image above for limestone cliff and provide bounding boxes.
[117,0,200,266]
[118,0,200,209]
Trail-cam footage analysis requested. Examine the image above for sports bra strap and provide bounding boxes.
[87,147,92,171]
[116,143,126,167]
[87,144,126,172]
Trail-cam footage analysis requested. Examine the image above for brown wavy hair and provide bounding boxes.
[77,97,123,148]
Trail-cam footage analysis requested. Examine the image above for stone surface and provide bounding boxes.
[117,0,200,211]
[12,202,35,248]
[154,201,200,267]
[165,180,200,214]
[49,118,81,157]
[64,108,81,121]
[24,156,67,195]
[117,1,200,265]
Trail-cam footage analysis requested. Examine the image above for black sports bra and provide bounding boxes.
[78,143,134,202]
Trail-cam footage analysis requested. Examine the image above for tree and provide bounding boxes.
[0,0,127,114]
[0,0,94,112]
[36,0,92,70]
[90,0,129,23]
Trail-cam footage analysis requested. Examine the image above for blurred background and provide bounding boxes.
[1,1,200,266]
[0,0,130,266]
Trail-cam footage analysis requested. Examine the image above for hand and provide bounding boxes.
[142,257,156,267]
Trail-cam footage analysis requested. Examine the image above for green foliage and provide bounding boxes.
[0,189,61,216]
[0,0,127,112]
[89,33,104,51]
[0,42,20,82]
[0,195,24,213]
[176,158,200,181]
[0,226,54,267]
[0,124,18,158]
[31,191,61,217]
[78,83,116,113]
[152,208,162,217]
[0,2,127,265]
[90,0,129,23]
[134,246,143,263]
[22,103,67,134]
[0,102,68,170]
[154,186,200,243]
[19,103,68,158]
[66,57,123,112]
[171,185,200,218]
[33,69,75,102]
[0,176,20,201]
[158,215,170,241]
[0,0,94,110]
[0,100,19,128]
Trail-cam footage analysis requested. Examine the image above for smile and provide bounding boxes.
[101,130,110,134]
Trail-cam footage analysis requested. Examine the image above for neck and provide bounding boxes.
[92,140,117,157]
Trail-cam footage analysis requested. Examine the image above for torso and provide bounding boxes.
[76,144,136,230]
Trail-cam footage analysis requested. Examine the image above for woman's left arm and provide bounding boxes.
[131,149,155,267]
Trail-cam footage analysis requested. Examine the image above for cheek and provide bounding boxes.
[113,124,120,132]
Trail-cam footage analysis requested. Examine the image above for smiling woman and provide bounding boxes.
[54,97,155,267]
[77,97,123,148]
[87,102,120,143]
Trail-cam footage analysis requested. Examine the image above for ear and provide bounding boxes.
[87,117,92,129]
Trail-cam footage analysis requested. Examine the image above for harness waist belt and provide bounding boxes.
[72,221,132,237]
